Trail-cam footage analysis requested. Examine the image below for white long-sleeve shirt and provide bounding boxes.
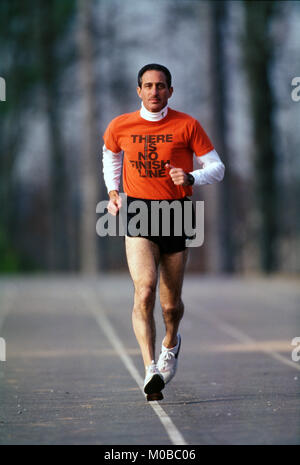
[102,103,225,193]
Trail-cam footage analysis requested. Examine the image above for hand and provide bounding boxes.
[166,164,189,186]
[108,190,122,216]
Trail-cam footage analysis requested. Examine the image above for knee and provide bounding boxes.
[134,284,156,310]
[161,300,184,319]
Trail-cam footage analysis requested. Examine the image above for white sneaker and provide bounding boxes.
[157,334,181,384]
[143,361,165,395]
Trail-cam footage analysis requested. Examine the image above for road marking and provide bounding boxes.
[196,305,300,372]
[81,289,188,446]
[197,340,293,353]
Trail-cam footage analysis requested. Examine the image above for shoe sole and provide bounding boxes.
[144,374,165,395]
[146,391,164,401]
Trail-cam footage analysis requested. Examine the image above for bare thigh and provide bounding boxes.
[159,249,189,306]
[125,236,160,291]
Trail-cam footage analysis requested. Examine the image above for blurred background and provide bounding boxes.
[0,0,300,275]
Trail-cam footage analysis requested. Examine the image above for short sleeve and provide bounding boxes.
[103,121,122,154]
[189,119,214,157]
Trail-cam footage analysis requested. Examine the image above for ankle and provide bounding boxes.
[162,336,178,350]
[145,360,156,371]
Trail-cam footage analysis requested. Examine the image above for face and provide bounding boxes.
[137,70,173,112]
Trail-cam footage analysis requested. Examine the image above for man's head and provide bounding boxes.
[137,63,173,113]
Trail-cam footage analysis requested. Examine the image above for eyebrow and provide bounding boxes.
[143,81,166,86]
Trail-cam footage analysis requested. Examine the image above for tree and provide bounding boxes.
[36,0,75,270]
[0,0,75,272]
[0,0,43,271]
[243,0,278,272]
[208,0,235,273]
[77,0,100,273]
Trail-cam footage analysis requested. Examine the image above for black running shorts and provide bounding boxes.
[125,196,195,254]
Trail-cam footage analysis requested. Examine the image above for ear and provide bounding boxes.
[136,86,142,99]
[168,86,174,98]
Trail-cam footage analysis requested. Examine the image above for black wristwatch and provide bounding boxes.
[186,173,195,186]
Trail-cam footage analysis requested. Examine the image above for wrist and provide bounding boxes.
[186,173,195,186]
[109,190,119,200]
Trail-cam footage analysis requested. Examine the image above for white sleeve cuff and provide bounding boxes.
[191,149,225,185]
[102,144,123,193]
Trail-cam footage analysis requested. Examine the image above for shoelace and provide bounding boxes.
[160,350,175,369]
[147,364,158,375]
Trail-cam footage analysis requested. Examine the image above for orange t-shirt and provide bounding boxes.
[103,107,214,200]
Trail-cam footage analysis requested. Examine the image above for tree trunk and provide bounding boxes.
[208,0,235,273]
[243,0,278,272]
[77,0,100,273]
[38,0,70,271]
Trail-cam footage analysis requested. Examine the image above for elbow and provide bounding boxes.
[209,161,225,183]
[218,162,225,182]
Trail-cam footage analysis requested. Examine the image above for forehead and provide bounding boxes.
[141,70,168,85]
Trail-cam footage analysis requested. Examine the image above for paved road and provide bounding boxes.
[0,274,299,445]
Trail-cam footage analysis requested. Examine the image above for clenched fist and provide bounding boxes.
[166,163,189,186]
[108,190,122,216]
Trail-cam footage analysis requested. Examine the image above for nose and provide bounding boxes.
[150,85,159,96]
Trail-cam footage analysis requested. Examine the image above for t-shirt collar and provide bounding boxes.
[140,102,168,122]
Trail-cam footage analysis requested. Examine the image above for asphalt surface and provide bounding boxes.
[0,273,299,445]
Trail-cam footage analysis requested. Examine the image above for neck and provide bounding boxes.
[140,102,168,121]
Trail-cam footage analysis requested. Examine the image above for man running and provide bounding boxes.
[102,64,225,400]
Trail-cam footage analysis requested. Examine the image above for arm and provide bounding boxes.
[102,144,123,215]
[190,149,225,185]
[166,149,225,187]
[102,144,123,192]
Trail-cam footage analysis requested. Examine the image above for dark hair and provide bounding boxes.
[137,63,172,89]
